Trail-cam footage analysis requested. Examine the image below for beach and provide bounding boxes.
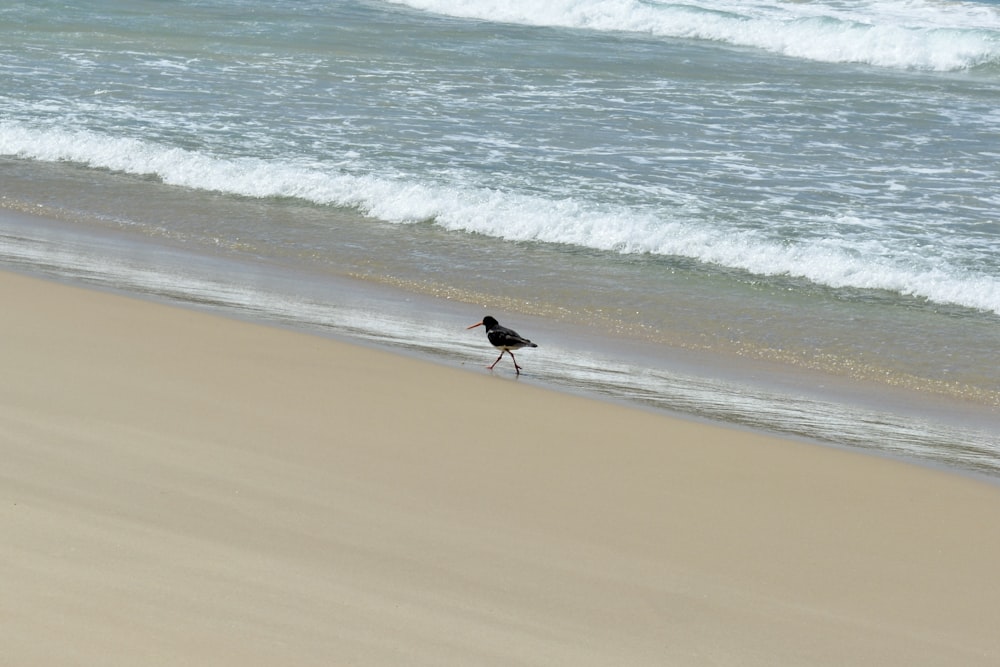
[3,268,999,666]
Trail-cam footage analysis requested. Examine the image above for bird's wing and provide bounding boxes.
[489,328,532,348]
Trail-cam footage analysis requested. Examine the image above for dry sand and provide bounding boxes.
[3,269,1000,666]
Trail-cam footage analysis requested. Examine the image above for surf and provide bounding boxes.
[386,0,1000,71]
[4,120,999,316]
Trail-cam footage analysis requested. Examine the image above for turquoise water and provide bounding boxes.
[2,0,1000,475]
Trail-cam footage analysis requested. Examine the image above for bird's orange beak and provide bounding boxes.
[467,321,484,329]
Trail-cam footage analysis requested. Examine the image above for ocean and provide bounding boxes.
[3,0,1000,476]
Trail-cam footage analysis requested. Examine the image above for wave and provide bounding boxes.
[385,0,1000,71]
[3,121,999,315]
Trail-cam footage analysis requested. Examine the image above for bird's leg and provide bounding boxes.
[488,350,505,370]
[509,351,522,375]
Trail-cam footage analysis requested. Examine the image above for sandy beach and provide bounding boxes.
[2,268,999,666]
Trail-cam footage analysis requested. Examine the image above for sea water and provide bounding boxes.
[2,0,1000,475]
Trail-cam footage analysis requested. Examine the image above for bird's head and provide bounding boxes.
[467,315,498,330]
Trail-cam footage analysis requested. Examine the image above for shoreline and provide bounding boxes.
[3,203,1000,480]
[4,268,1000,665]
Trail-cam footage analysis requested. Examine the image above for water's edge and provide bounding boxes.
[4,206,999,482]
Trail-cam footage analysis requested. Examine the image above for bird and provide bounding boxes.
[467,315,538,375]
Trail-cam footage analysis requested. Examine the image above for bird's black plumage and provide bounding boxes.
[467,315,537,375]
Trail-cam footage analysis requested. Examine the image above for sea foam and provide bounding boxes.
[387,0,1000,71]
[4,121,999,315]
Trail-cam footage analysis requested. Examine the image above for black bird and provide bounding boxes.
[467,315,538,375]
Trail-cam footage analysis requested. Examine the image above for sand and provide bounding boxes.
[2,268,999,666]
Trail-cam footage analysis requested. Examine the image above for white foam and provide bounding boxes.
[4,121,999,315]
[386,0,1000,71]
